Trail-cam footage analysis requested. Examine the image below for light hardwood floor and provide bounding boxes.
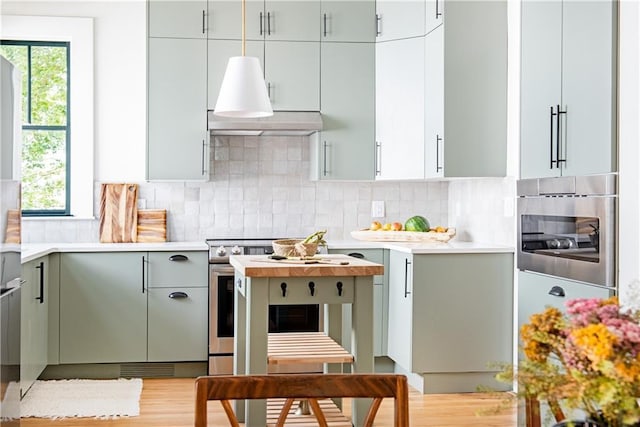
[20,378,517,426]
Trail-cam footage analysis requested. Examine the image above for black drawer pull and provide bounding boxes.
[308,281,315,296]
[169,254,189,262]
[548,286,565,297]
[169,291,188,299]
[348,252,365,259]
[336,281,343,296]
[280,282,287,297]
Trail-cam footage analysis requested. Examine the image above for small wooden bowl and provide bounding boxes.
[272,239,318,257]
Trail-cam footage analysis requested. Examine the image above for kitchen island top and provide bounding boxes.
[229,254,384,278]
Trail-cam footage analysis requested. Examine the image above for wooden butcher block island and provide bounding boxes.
[229,254,384,427]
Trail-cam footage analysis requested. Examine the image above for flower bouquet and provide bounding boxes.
[497,296,640,427]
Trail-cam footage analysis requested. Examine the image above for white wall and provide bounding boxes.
[1,1,147,182]
[617,0,640,307]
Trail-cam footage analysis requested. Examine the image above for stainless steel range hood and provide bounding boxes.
[208,110,323,136]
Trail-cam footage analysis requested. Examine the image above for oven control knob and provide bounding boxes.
[231,245,242,255]
[215,246,227,257]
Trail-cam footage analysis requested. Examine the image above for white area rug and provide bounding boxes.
[20,378,143,419]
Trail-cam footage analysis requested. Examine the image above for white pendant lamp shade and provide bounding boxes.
[213,56,273,118]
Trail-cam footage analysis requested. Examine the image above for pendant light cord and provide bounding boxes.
[241,0,246,56]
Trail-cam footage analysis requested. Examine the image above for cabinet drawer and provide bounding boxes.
[147,251,208,288]
[268,277,354,305]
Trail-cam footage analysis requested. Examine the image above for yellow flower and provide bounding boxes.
[570,323,616,367]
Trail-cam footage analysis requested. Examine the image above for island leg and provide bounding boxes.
[233,272,247,422]
[351,275,375,427]
[244,277,269,426]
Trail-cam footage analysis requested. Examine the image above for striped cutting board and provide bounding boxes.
[99,183,138,243]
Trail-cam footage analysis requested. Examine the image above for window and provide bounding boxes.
[0,40,70,216]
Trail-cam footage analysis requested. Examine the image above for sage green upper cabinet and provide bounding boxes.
[59,253,147,364]
[375,37,426,180]
[21,257,48,397]
[375,0,425,42]
[315,42,375,180]
[424,25,444,178]
[207,0,239,39]
[148,0,207,38]
[148,37,209,181]
[244,0,320,41]
[520,0,617,179]
[320,1,376,42]
[425,0,444,34]
[265,41,320,111]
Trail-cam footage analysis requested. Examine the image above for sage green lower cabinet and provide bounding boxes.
[387,250,514,393]
[328,248,388,357]
[147,287,208,362]
[59,252,147,364]
[59,251,208,365]
[21,256,49,397]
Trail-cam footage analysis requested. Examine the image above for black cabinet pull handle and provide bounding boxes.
[550,105,556,169]
[280,282,287,297]
[548,286,565,297]
[308,281,315,296]
[436,0,442,18]
[375,14,381,37]
[336,281,343,296]
[267,11,271,35]
[35,262,44,304]
[323,13,327,37]
[348,252,364,259]
[259,11,263,35]
[169,254,189,262]
[202,10,206,34]
[169,291,188,299]
[404,259,411,298]
[141,255,146,294]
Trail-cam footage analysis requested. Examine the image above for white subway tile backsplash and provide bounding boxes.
[19,136,529,245]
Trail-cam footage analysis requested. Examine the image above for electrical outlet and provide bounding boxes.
[371,201,385,218]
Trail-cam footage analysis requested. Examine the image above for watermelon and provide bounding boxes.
[404,215,430,232]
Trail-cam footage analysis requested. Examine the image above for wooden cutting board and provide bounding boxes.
[4,209,20,244]
[137,209,167,243]
[99,183,138,243]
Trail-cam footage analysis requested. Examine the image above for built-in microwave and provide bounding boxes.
[517,174,616,287]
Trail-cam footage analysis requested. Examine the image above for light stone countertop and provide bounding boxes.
[21,241,208,263]
[326,239,514,254]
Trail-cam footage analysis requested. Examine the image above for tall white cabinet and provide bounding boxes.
[375,0,508,180]
[520,0,617,179]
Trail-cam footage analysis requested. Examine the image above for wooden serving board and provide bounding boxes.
[99,183,138,243]
[350,227,456,243]
[137,209,167,243]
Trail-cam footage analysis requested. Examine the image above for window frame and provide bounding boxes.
[1,39,72,216]
[1,15,94,219]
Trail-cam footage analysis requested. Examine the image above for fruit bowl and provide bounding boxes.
[350,228,456,243]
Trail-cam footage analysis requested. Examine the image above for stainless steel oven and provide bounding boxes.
[517,174,616,287]
[207,238,323,375]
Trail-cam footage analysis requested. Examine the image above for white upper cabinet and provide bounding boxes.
[148,0,207,38]
[520,0,617,179]
[375,37,426,180]
[320,1,376,42]
[375,0,425,42]
[425,0,444,34]
[424,25,444,178]
[207,0,240,39]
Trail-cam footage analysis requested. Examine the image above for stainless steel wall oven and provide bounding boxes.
[207,238,322,375]
[517,174,616,287]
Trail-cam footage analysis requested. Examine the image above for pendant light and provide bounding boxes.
[213,0,273,118]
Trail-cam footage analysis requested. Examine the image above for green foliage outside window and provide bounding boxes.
[0,41,69,214]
